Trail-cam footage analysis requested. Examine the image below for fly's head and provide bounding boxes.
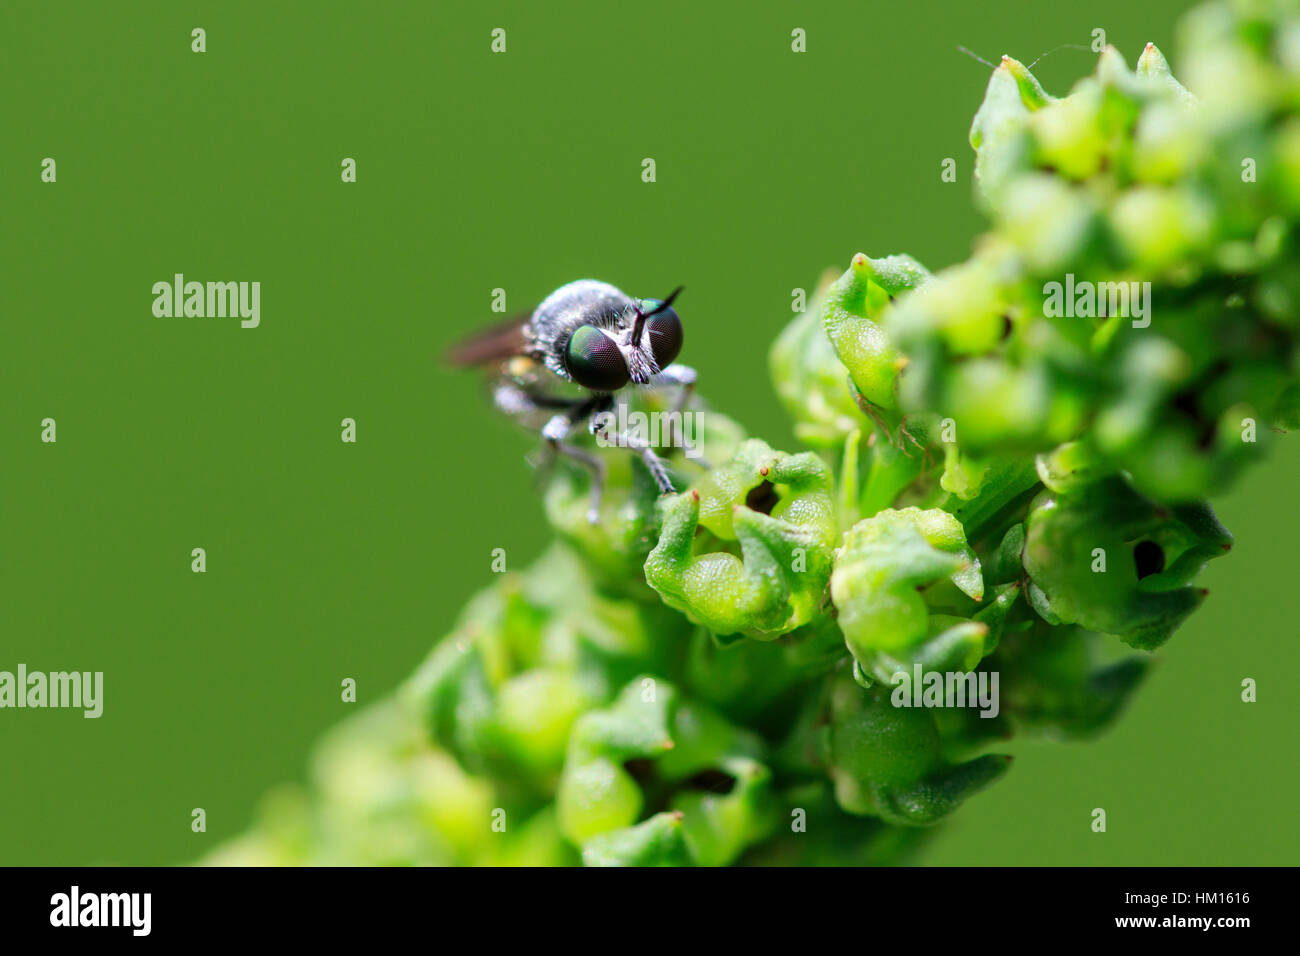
[558,287,684,392]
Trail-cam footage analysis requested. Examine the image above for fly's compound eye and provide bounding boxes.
[564,325,630,391]
[643,305,683,368]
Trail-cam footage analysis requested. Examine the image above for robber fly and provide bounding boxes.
[448,280,699,520]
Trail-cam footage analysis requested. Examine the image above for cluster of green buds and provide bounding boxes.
[883,0,1300,502]
[209,0,1299,867]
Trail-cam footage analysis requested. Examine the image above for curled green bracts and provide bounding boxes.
[644,440,836,638]
[831,507,989,685]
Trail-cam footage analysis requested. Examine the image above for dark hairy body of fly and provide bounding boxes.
[449,277,697,519]
[526,280,657,385]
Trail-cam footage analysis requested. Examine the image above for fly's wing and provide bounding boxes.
[445,313,532,367]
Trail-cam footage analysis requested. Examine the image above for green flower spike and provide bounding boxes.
[644,439,837,639]
[831,507,990,685]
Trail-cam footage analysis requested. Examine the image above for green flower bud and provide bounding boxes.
[403,546,686,783]
[558,757,644,844]
[1022,474,1232,649]
[1000,55,1056,110]
[994,624,1150,739]
[970,58,1041,205]
[672,756,778,866]
[1178,0,1277,133]
[644,440,836,639]
[1028,82,1109,181]
[998,174,1099,272]
[821,252,930,412]
[1135,42,1195,103]
[1108,184,1214,271]
[1131,99,1204,182]
[826,675,1011,825]
[831,507,988,685]
[581,811,693,867]
[888,252,1012,357]
[682,618,847,728]
[558,678,776,864]
[309,701,497,865]
[486,670,589,781]
[557,678,675,843]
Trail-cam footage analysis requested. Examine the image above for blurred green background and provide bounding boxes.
[2,0,1296,865]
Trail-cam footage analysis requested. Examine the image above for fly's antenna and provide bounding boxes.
[631,285,684,348]
[958,42,1089,71]
[1028,43,1090,68]
[957,45,995,69]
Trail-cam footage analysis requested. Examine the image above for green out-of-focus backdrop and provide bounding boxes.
[2,0,1296,865]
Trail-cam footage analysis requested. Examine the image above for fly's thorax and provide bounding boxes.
[527,279,638,381]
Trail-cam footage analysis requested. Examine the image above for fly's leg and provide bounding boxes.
[498,381,609,524]
[898,417,930,468]
[556,441,608,522]
[850,383,921,459]
[591,419,675,494]
[542,407,608,524]
[586,393,673,490]
[653,363,709,468]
